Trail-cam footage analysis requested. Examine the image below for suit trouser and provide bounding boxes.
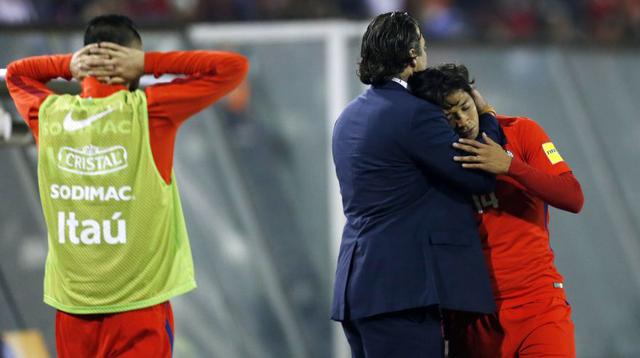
[341,306,444,358]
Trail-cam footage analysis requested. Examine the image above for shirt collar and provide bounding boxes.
[391,77,408,90]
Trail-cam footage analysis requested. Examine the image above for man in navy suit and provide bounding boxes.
[331,12,501,357]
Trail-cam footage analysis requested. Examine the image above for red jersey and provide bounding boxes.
[474,115,572,308]
[6,51,249,184]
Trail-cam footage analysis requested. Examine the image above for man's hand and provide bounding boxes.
[87,42,144,84]
[70,44,106,81]
[452,132,512,174]
[70,42,143,85]
[471,88,496,116]
[471,88,487,110]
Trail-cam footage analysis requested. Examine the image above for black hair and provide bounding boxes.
[409,63,474,108]
[358,12,423,85]
[84,14,142,46]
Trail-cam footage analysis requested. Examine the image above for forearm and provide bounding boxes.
[412,112,496,195]
[434,144,497,195]
[508,158,584,213]
[144,51,248,82]
[144,51,249,124]
[477,113,505,145]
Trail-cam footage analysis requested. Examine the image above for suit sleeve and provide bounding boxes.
[5,54,72,137]
[144,51,249,126]
[478,113,506,145]
[409,107,496,195]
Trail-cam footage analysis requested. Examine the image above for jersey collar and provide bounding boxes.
[81,77,128,98]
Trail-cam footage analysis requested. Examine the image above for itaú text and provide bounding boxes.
[50,184,133,202]
[57,211,126,245]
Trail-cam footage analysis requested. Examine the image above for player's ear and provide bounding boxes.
[409,49,417,68]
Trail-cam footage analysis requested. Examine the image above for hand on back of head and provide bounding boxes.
[71,42,144,86]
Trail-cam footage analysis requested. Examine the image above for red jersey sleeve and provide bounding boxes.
[518,118,571,176]
[144,51,249,126]
[5,54,73,141]
[507,118,584,213]
[508,159,584,213]
[142,51,249,184]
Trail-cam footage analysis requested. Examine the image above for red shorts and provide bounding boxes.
[56,301,174,358]
[444,297,575,358]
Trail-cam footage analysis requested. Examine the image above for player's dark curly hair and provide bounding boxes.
[358,12,423,85]
[84,14,142,47]
[409,63,475,108]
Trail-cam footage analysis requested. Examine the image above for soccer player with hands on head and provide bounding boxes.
[6,14,248,358]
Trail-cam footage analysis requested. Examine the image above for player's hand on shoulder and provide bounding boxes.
[471,88,487,110]
[471,88,496,116]
[452,133,512,175]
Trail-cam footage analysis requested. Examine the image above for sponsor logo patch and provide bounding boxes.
[57,211,126,245]
[542,142,564,165]
[50,184,133,202]
[57,145,128,175]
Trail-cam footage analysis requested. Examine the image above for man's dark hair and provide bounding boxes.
[84,14,142,46]
[409,63,474,108]
[358,12,422,85]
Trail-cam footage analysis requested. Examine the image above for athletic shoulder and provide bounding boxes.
[497,115,547,139]
[497,114,535,127]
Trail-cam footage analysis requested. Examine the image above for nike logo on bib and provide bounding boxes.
[63,107,116,132]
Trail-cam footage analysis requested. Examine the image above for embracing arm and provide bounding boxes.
[477,112,506,145]
[453,123,584,213]
[410,108,496,195]
[474,89,505,146]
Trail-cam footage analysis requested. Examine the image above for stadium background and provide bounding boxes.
[1,0,639,357]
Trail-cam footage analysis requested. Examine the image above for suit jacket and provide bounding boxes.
[331,81,499,321]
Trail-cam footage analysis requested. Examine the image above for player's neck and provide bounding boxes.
[81,77,128,99]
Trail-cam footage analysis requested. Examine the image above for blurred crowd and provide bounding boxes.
[1,0,639,44]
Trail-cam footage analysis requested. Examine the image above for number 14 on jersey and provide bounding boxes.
[472,193,499,213]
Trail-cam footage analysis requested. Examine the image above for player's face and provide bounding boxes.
[444,90,479,139]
